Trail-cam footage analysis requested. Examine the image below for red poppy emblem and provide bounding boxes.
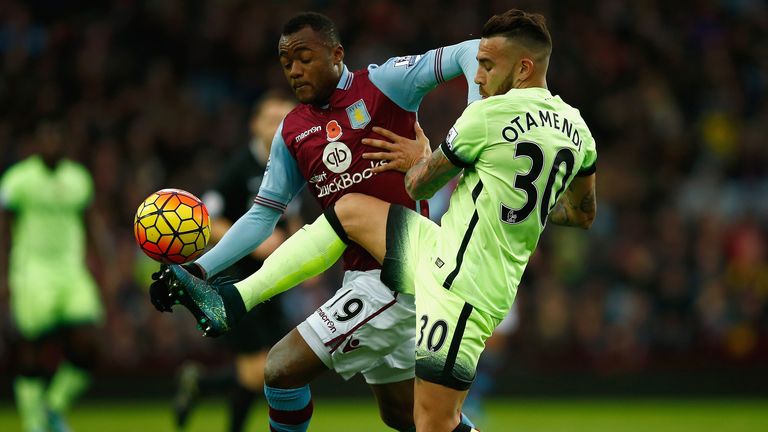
[326,120,343,141]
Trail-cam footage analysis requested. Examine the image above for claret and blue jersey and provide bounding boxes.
[197,40,481,275]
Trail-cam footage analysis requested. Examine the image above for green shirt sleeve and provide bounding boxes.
[577,132,597,176]
[0,164,22,210]
[439,100,488,168]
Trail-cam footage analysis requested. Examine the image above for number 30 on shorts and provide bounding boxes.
[417,314,448,352]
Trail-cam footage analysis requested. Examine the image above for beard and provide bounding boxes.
[493,72,518,96]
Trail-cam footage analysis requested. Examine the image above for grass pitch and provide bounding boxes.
[1,398,766,431]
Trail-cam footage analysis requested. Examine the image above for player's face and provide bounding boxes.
[251,99,295,153]
[474,37,521,97]
[278,27,344,105]
[37,122,65,166]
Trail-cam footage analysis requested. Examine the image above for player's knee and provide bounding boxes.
[264,342,301,388]
[414,405,458,432]
[333,193,363,229]
[263,349,286,388]
[334,193,387,242]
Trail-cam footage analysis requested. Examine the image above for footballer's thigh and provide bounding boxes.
[264,328,329,389]
[334,193,390,263]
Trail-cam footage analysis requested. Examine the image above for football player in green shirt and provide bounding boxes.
[163,9,596,432]
[1,118,104,432]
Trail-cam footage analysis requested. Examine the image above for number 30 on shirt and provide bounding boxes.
[501,141,575,227]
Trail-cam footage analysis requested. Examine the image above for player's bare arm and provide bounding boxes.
[547,173,596,229]
[361,122,432,174]
[405,148,462,200]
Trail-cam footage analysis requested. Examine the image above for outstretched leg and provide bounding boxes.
[164,193,392,336]
[233,193,390,306]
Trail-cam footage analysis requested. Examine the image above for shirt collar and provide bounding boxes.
[506,86,552,97]
[318,65,352,109]
[336,64,352,90]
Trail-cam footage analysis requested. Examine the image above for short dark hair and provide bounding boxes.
[282,12,340,46]
[481,9,552,56]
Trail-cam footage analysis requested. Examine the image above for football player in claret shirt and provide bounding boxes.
[150,11,481,432]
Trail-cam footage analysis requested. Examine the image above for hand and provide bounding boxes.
[149,263,205,312]
[362,122,431,174]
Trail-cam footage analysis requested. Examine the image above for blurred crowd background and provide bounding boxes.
[1,0,766,396]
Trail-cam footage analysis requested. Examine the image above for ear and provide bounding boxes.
[519,57,535,81]
[333,44,345,65]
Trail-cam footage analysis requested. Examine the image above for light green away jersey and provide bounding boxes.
[433,87,597,318]
[0,156,94,271]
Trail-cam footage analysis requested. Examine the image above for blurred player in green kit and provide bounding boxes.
[1,118,104,432]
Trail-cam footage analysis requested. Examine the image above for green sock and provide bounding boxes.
[235,214,347,309]
[14,376,46,432]
[46,362,91,414]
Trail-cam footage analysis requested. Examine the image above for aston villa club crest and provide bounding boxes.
[346,99,371,129]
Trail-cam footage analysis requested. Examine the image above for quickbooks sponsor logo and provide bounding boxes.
[309,171,327,184]
[322,141,352,173]
[316,160,386,198]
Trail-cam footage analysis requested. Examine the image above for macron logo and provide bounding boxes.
[295,126,321,143]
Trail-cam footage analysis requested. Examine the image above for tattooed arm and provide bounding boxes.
[548,173,597,229]
[404,147,461,200]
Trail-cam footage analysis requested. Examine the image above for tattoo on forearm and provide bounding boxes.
[404,158,428,194]
[580,188,596,213]
[405,149,461,199]
[548,184,595,228]
[548,193,575,226]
